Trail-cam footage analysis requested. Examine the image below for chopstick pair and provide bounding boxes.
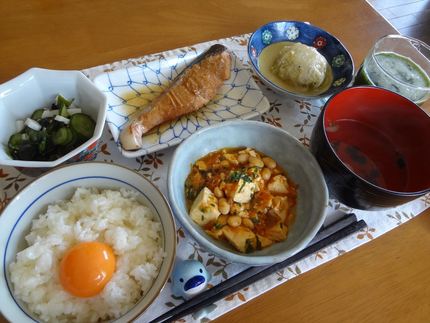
[150,213,366,323]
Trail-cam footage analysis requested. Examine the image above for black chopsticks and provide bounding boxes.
[150,213,366,323]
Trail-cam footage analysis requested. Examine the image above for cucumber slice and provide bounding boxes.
[68,128,78,146]
[52,127,73,146]
[70,113,95,140]
[31,108,45,120]
[8,133,24,150]
[26,127,48,143]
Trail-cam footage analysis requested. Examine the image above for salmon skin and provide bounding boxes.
[120,44,232,150]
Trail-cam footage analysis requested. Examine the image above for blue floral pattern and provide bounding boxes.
[332,54,346,68]
[261,29,273,45]
[286,25,299,40]
[333,77,346,87]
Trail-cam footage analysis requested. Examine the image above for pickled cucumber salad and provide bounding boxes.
[362,52,430,103]
[8,95,96,161]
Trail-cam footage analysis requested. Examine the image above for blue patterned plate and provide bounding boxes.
[94,47,270,158]
[248,21,354,99]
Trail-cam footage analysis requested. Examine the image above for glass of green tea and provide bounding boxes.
[355,35,430,105]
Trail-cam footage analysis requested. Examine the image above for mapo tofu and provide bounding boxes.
[185,147,297,253]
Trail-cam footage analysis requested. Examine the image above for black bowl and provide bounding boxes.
[310,86,430,210]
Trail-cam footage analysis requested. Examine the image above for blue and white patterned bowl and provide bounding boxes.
[248,21,354,99]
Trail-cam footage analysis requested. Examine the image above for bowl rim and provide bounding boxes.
[0,67,107,168]
[0,161,176,323]
[321,85,430,196]
[247,20,355,99]
[168,119,328,265]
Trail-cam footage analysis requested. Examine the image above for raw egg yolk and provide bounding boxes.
[59,241,116,298]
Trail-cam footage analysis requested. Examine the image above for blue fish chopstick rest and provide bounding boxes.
[172,260,212,299]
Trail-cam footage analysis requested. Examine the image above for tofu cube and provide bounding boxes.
[265,222,288,242]
[271,196,289,222]
[267,175,289,194]
[189,187,220,226]
[257,234,274,249]
[223,226,257,253]
[206,228,224,240]
[223,153,239,165]
[233,178,257,204]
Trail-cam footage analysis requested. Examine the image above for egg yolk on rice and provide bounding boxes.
[59,241,116,298]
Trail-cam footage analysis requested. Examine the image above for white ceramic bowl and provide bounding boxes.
[0,162,176,322]
[168,120,328,265]
[0,68,107,168]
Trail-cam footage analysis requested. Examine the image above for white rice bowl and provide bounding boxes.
[9,187,164,323]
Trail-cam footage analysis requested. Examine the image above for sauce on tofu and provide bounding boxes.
[185,147,298,253]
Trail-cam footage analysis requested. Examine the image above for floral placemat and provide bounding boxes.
[1,34,429,322]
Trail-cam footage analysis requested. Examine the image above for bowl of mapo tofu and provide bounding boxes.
[185,147,298,253]
[168,120,328,265]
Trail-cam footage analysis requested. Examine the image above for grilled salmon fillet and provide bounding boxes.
[120,44,231,150]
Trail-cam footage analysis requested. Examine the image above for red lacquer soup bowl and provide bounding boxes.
[310,86,430,210]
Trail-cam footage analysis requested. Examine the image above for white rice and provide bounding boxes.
[9,187,164,323]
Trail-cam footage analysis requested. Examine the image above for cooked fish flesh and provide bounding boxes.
[120,44,231,150]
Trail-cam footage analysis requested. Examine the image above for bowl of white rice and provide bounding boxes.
[0,162,176,323]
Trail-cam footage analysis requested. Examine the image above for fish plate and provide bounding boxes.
[93,46,270,158]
